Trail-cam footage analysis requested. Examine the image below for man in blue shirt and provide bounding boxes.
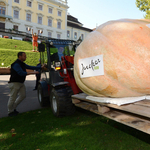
[8,52,44,117]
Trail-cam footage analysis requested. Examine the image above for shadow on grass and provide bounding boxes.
[0,107,150,150]
[105,116,150,145]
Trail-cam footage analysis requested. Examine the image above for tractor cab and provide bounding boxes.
[37,39,81,117]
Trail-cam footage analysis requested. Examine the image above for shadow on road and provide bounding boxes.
[0,75,42,118]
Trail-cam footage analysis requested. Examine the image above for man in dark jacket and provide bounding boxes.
[8,52,44,117]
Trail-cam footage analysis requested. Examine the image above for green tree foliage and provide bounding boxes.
[136,0,150,19]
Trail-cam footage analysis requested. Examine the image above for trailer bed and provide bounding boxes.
[72,93,150,134]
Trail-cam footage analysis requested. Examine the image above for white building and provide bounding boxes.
[67,14,92,41]
[0,0,92,40]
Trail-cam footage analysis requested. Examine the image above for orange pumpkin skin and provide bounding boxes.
[74,19,150,98]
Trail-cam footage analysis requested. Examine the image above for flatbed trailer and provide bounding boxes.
[72,93,150,134]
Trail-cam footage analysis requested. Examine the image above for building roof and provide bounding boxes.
[67,15,92,32]
[67,15,83,25]
[67,22,92,32]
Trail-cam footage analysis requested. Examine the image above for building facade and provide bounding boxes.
[67,15,92,41]
[0,0,92,40]
[0,0,68,39]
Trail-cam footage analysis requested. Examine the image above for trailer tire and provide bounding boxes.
[37,84,49,107]
[50,86,75,117]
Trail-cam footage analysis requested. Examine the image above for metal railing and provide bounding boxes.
[53,0,67,5]
[0,28,77,42]
[0,28,48,40]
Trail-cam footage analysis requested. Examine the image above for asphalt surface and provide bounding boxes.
[0,75,42,118]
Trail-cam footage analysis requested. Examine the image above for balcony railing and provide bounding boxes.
[0,28,49,40]
[0,14,12,19]
[48,0,68,6]
[57,0,67,5]
[0,28,71,41]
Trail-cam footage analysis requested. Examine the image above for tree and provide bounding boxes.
[136,0,150,19]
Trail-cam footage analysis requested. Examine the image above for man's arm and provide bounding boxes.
[12,63,39,76]
[26,64,45,75]
[25,64,41,70]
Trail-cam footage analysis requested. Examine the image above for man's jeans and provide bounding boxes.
[8,82,26,114]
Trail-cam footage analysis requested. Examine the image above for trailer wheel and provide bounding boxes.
[50,86,75,117]
[37,84,49,107]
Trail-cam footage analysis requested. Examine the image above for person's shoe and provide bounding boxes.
[14,109,19,114]
[33,88,37,91]
[8,111,18,117]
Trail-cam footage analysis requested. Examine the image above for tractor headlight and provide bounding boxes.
[54,61,61,70]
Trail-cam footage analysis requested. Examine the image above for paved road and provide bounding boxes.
[0,75,42,118]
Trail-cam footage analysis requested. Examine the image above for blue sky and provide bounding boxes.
[67,0,145,29]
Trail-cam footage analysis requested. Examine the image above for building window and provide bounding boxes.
[38,29,43,36]
[13,25,18,31]
[0,6,6,15]
[74,32,77,39]
[38,16,42,24]
[58,11,61,16]
[57,34,61,39]
[48,32,52,38]
[14,0,19,3]
[38,4,43,10]
[48,19,52,27]
[81,34,84,40]
[48,8,52,14]
[26,13,31,22]
[57,21,61,29]
[67,30,70,38]
[14,10,19,19]
[26,27,31,33]
[27,1,32,7]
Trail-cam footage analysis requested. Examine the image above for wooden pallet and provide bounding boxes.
[72,93,150,134]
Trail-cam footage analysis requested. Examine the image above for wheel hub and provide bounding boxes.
[52,95,57,113]
[38,90,42,103]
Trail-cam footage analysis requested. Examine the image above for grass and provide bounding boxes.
[0,50,40,67]
[1,108,150,150]
[0,38,32,50]
[0,38,40,67]
[1,37,150,149]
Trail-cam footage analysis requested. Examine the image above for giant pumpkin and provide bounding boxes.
[74,19,150,97]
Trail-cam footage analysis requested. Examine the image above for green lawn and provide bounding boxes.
[1,108,150,150]
[0,38,40,67]
[1,38,150,150]
[0,38,32,50]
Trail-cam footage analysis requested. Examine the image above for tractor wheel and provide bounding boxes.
[50,86,75,117]
[37,84,49,107]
